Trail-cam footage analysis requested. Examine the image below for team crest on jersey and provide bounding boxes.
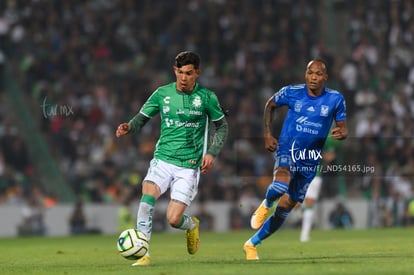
[320,105,329,117]
[192,96,202,108]
[294,101,302,112]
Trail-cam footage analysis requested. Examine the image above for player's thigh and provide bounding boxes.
[288,170,317,203]
[170,167,200,206]
[143,158,174,196]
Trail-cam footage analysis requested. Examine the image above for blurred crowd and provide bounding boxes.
[0,0,414,228]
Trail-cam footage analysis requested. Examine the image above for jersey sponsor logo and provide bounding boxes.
[189,110,203,115]
[295,117,321,135]
[164,118,200,128]
[163,96,171,104]
[289,140,322,163]
[320,105,329,117]
[165,118,174,127]
[296,124,319,134]
[295,116,323,128]
[175,121,200,128]
[296,116,308,123]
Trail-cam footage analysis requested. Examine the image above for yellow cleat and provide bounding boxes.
[250,200,270,230]
[186,216,200,255]
[131,255,151,266]
[243,242,259,260]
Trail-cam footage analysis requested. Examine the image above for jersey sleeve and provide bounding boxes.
[272,86,290,107]
[139,89,160,118]
[335,94,347,122]
[207,92,225,121]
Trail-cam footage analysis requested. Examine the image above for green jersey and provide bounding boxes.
[139,82,225,168]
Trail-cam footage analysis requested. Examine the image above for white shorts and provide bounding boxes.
[305,176,322,200]
[143,158,200,206]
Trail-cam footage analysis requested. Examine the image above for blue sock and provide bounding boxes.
[251,206,291,245]
[264,180,289,208]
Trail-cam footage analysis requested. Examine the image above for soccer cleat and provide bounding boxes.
[131,255,151,266]
[300,233,310,242]
[186,216,200,255]
[243,242,259,260]
[250,200,270,230]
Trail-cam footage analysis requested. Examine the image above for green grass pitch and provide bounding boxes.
[0,228,412,274]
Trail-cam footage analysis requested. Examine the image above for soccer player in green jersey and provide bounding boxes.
[116,51,228,266]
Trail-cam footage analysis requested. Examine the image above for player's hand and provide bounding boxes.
[201,154,215,174]
[264,135,278,152]
[116,123,130,138]
[331,127,346,140]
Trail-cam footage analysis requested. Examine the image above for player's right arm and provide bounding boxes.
[116,89,160,138]
[115,113,151,138]
[263,96,278,152]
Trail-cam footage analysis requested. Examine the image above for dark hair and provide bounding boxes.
[175,51,200,69]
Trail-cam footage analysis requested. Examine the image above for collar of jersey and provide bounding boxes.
[305,85,326,99]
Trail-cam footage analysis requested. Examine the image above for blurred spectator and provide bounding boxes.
[197,201,215,231]
[384,167,413,226]
[0,124,32,173]
[238,184,261,228]
[68,197,87,235]
[329,202,353,229]
[17,194,46,236]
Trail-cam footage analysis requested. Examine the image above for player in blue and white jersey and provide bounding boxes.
[244,59,348,260]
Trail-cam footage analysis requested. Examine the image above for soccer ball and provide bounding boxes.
[117,228,149,260]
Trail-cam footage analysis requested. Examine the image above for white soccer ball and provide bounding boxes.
[117,228,149,260]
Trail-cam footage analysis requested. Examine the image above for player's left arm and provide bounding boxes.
[202,117,228,174]
[331,120,348,140]
[331,94,348,140]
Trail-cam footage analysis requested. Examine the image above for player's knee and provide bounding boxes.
[274,167,291,182]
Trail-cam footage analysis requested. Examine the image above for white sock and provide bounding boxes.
[175,215,194,231]
[136,198,155,242]
[300,208,314,242]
